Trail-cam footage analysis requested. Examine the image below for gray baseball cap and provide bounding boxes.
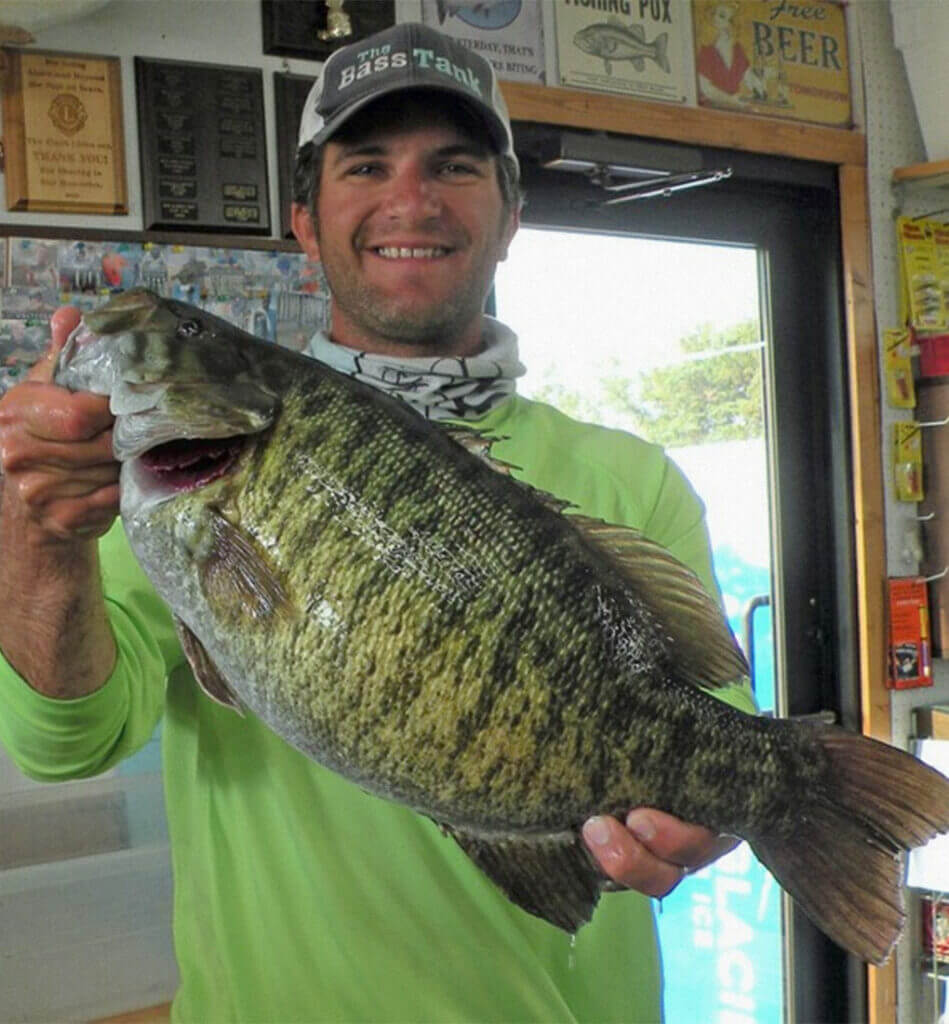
[296,22,518,175]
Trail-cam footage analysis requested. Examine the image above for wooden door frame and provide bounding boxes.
[502,82,888,1024]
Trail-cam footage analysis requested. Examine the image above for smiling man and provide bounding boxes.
[0,21,753,1024]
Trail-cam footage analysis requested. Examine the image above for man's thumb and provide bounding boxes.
[28,305,82,383]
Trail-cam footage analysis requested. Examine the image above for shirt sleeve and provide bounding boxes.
[0,521,177,781]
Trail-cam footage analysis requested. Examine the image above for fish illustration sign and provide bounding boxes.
[555,0,691,102]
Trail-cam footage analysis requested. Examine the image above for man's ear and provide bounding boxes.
[498,206,520,263]
[292,203,321,262]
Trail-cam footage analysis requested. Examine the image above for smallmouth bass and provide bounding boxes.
[54,289,949,965]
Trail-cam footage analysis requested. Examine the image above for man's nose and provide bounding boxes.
[382,167,442,219]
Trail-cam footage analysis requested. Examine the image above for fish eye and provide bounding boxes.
[177,319,202,338]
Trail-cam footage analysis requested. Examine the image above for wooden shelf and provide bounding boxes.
[893,159,949,191]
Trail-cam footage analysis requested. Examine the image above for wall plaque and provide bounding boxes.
[1,49,127,214]
[135,57,270,234]
[274,71,316,239]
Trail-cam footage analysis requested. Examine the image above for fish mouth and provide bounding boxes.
[136,436,246,494]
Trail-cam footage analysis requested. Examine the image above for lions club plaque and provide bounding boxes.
[1,49,127,214]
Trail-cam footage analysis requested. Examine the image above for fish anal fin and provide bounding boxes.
[199,508,296,625]
[632,57,645,71]
[438,823,604,933]
[173,617,244,715]
[568,513,749,689]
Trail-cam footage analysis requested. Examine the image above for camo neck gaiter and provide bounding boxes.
[303,316,525,421]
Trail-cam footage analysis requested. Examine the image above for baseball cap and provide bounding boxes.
[296,21,518,176]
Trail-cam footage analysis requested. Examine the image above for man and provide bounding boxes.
[0,23,754,1022]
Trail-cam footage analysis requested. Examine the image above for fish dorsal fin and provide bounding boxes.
[442,425,518,475]
[174,617,244,714]
[626,21,645,39]
[442,425,574,513]
[436,822,604,933]
[569,514,749,689]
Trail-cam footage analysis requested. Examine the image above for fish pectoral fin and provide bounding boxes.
[173,617,244,715]
[437,823,604,933]
[569,514,749,688]
[198,508,296,624]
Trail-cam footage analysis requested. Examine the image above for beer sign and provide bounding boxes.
[692,0,851,127]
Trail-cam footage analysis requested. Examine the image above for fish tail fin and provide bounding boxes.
[749,726,949,965]
[654,32,670,73]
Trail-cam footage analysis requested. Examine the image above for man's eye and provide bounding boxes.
[440,162,479,177]
[346,163,382,177]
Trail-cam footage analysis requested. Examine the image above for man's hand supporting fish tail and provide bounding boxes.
[583,808,738,896]
[0,307,118,698]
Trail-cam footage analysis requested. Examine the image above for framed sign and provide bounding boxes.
[1,49,127,214]
[692,0,852,127]
[274,72,316,239]
[135,57,270,234]
[262,0,395,62]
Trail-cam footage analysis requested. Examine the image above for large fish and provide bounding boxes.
[54,289,949,965]
[573,21,670,76]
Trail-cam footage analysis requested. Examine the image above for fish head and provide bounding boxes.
[573,26,601,55]
[54,288,281,516]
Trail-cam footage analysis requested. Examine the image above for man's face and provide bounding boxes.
[293,111,518,357]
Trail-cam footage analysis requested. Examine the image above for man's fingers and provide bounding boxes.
[582,815,684,897]
[582,810,740,898]
[35,483,121,541]
[0,383,114,446]
[623,808,739,871]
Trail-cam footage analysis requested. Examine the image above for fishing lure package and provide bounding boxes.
[887,576,932,689]
[898,217,947,332]
[893,421,924,503]
[884,327,917,409]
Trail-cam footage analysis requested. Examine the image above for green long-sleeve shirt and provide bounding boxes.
[0,394,755,1023]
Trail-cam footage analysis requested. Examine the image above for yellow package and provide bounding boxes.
[894,421,924,502]
[932,222,949,319]
[884,327,916,408]
[898,217,946,331]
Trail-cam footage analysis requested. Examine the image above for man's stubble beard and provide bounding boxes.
[321,261,491,352]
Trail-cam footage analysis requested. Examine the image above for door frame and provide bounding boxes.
[500,82,888,1023]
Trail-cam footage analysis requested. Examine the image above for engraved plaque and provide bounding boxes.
[2,49,127,214]
[135,57,270,233]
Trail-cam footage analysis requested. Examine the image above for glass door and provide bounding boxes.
[495,124,858,1023]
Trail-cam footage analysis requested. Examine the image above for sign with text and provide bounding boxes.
[692,0,851,127]
[420,0,545,84]
[554,0,692,104]
[135,58,270,234]
[1,49,127,214]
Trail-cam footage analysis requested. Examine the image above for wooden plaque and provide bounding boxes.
[274,72,316,239]
[135,57,271,234]
[1,49,127,214]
